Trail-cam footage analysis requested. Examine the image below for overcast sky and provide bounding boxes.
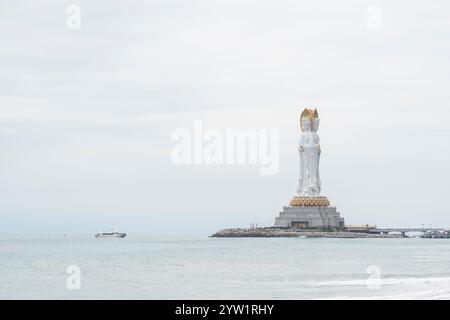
[1,0,450,234]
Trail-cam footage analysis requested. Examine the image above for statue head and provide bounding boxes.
[300,108,319,132]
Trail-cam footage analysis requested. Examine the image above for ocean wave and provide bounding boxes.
[309,276,450,287]
[322,289,450,300]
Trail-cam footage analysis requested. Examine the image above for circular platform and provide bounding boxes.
[290,196,331,207]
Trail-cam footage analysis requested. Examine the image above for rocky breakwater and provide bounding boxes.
[211,227,402,238]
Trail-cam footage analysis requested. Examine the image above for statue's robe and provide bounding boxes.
[297,132,321,196]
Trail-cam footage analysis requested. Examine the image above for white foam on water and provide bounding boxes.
[310,276,450,287]
[315,276,450,300]
[324,289,450,300]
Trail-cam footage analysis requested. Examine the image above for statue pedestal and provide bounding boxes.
[274,200,345,229]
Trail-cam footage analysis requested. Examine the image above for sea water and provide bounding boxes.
[1,234,450,299]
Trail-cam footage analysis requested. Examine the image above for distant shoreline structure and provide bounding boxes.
[210,227,449,239]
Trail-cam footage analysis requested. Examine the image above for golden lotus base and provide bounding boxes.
[290,196,331,207]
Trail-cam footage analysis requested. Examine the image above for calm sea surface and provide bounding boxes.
[1,234,450,299]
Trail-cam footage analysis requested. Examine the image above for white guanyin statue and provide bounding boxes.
[297,108,321,197]
[275,108,343,228]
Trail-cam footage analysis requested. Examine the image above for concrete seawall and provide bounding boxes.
[211,227,403,238]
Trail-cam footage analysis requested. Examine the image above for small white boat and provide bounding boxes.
[95,231,127,238]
